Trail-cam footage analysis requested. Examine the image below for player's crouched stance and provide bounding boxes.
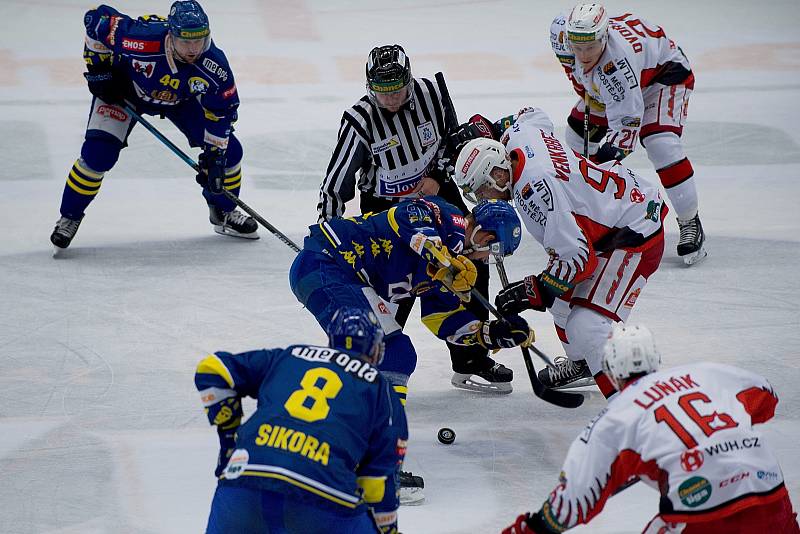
[196,307,406,534]
[502,325,799,534]
[51,1,257,251]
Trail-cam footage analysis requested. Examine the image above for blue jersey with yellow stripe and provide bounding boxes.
[306,196,484,343]
[195,344,407,516]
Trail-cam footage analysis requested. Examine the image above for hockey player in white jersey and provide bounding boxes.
[502,324,799,533]
[454,107,666,394]
[551,4,707,265]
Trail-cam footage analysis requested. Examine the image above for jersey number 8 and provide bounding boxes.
[284,367,344,423]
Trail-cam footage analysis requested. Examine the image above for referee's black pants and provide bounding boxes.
[359,180,492,374]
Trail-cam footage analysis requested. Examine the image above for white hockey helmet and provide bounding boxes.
[566,3,609,45]
[454,138,512,204]
[602,323,661,390]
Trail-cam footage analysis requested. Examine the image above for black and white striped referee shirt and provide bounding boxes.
[317,75,452,222]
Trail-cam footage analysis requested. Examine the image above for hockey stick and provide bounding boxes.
[435,72,458,132]
[123,103,301,253]
[423,242,584,408]
[493,259,554,368]
[583,91,590,158]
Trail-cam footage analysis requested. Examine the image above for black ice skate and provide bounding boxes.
[50,215,83,251]
[677,213,707,266]
[209,206,259,239]
[537,357,595,390]
[451,358,513,394]
[399,471,425,506]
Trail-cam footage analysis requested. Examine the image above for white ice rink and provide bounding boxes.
[2,0,799,532]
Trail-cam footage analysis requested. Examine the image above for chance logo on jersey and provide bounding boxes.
[678,476,712,507]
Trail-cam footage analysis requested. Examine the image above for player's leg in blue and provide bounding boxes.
[282,497,380,534]
[166,102,256,238]
[51,97,134,250]
[289,249,418,403]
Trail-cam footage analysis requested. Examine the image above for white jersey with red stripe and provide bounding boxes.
[504,108,664,289]
[539,362,785,530]
[550,13,693,153]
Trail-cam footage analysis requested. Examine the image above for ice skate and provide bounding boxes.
[451,358,513,394]
[50,215,83,253]
[537,357,595,390]
[209,206,259,239]
[399,471,425,506]
[677,213,707,266]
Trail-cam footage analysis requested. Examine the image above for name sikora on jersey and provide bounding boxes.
[291,346,379,382]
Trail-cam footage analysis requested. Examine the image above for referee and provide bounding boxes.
[317,44,513,395]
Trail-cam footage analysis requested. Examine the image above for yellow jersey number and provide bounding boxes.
[284,367,343,423]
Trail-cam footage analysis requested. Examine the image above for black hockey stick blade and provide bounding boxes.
[521,346,584,408]
[468,288,584,409]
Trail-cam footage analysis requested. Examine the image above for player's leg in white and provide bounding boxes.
[641,83,706,265]
[538,297,597,390]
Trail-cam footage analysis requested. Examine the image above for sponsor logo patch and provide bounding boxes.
[121,38,160,52]
[630,188,645,203]
[371,135,401,156]
[222,84,237,99]
[602,61,617,74]
[417,121,436,147]
[132,59,156,78]
[719,471,750,488]
[96,104,128,121]
[520,183,533,200]
[622,116,641,127]
[646,200,660,222]
[461,147,480,174]
[188,76,209,93]
[680,449,704,472]
[678,476,712,507]
[757,470,779,481]
[202,57,229,81]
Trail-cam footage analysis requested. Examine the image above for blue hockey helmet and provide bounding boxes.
[168,1,210,39]
[327,307,386,365]
[470,199,522,257]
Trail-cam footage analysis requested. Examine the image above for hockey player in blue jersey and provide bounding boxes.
[290,197,531,501]
[50,0,257,250]
[196,307,406,534]
[290,197,530,404]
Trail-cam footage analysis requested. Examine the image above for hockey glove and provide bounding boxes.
[495,275,551,315]
[477,315,533,350]
[197,146,227,195]
[215,425,237,477]
[592,141,630,164]
[445,114,497,157]
[207,396,243,477]
[84,68,127,104]
[426,247,478,293]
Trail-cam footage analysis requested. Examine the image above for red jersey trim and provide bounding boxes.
[662,484,789,523]
[511,148,526,185]
[736,386,778,425]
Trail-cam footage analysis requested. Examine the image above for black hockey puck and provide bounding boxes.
[437,427,456,445]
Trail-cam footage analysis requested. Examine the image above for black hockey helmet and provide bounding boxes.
[366,45,413,108]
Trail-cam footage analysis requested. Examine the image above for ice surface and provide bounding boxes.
[1,1,798,532]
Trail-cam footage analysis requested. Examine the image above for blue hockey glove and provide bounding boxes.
[83,68,126,104]
[197,146,226,195]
